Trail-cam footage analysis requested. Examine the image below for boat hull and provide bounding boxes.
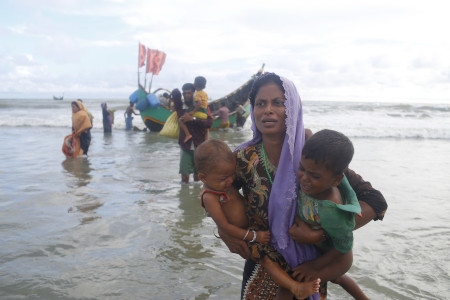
[140,102,251,132]
[137,66,263,132]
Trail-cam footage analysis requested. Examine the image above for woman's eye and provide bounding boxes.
[274,99,285,106]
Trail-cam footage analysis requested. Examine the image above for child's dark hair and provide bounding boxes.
[302,129,354,175]
[170,88,183,111]
[248,72,284,106]
[194,139,235,173]
[194,76,207,90]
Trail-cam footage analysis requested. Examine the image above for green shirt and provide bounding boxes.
[297,175,361,253]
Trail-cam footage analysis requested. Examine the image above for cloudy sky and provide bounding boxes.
[1,0,449,103]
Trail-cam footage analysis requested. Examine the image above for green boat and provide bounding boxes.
[135,65,265,132]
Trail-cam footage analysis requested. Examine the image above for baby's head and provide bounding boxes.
[194,76,207,90]
[302,129,354,175]
[194,139,236,190]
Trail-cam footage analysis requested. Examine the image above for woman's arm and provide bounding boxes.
[292,249,353,282]
[345,168,387,222]
[203,194,269,244]
[218,228,252,259]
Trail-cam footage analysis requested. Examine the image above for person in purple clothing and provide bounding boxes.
[101,102,113,133]
[219,72,387,299]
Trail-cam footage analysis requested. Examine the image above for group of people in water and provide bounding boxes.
[63,96,143,158]
[64,72,388,299]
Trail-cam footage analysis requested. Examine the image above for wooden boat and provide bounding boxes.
[136,64,265,132]
[53,94,64,100]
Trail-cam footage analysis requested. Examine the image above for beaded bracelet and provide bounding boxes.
[243,229,250,241]
[250,230,257,243]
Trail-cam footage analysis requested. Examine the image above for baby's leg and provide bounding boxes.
[178,119,192,142]
[333,274,369,300]
[289,278,320,300]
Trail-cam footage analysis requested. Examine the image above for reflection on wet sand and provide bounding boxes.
[61,157,92,187]
[62,157,103,224]
[159,183,214,263]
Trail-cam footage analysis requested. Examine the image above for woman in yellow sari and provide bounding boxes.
[71,100,92,155]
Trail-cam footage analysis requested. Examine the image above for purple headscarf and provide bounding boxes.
[236,73,319,270]
[101,102,112,126]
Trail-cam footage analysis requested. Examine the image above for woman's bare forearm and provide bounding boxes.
[217,227,251,260]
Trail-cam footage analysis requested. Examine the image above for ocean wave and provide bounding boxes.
[2,99,449,139]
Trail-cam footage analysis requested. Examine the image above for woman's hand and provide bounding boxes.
[292,250,353,283]
[218,228,251,259]
[291,260,321,282]
[289,216,325,245]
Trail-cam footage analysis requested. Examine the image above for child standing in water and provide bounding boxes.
[290,129,368,300]
[194,139,320,300]
[180,76,209,142]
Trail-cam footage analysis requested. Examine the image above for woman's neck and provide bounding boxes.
[262,137,284,167]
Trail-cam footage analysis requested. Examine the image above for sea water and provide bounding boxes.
[0,98,449,299]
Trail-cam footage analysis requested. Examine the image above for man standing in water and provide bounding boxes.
[214,101,230,131]
[178,83,212,183]
[124,102,139,130]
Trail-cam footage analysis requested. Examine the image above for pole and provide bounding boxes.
[148,73,154,93]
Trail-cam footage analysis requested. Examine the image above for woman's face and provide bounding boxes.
[71,104,80,114]
[253,82,286,136]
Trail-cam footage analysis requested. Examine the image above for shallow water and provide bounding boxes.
[1,99,449,299]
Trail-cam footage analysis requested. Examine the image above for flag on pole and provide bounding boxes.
[138,43,146,68]
[145,49,167,75]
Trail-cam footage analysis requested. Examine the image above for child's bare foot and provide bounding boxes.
[184,134,192,143]
[290,278,320,299]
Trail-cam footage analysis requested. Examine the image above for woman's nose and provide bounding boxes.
[264,103,273,113]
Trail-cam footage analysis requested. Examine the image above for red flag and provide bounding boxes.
[145,49,166,75]
[138,43,146,68]
[152,50,166,75]
[145,49,155,73]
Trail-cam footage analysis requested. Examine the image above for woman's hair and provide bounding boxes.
[194,76,207,89]
[194,139,235,173]
[170,88,183,111]
[248,72,285,106]
[302,129,354,175]
[71,101,80,109]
